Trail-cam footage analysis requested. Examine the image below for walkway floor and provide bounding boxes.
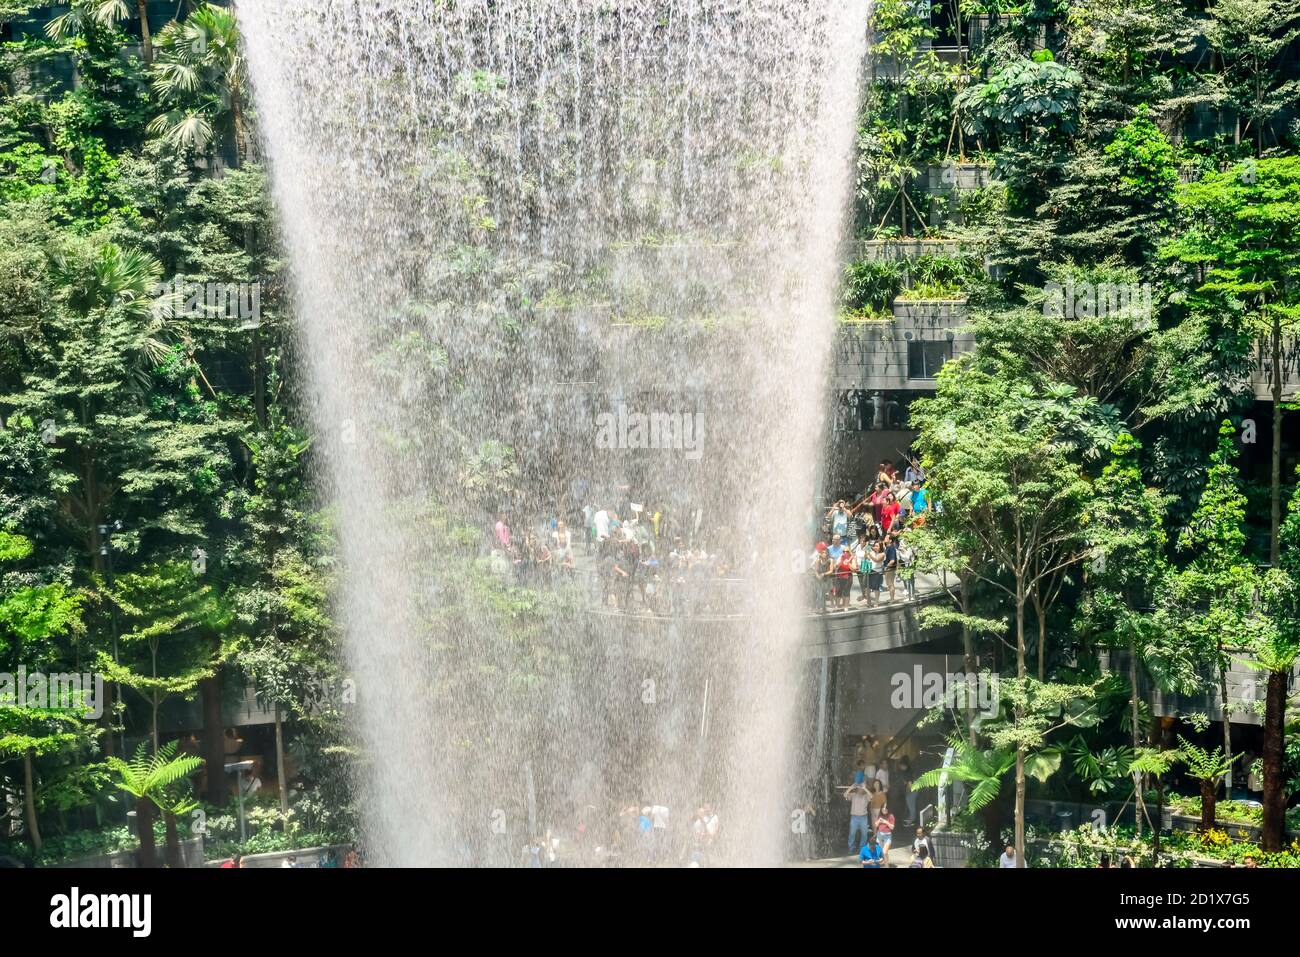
[557,547,951,617]
[789,847,919,868]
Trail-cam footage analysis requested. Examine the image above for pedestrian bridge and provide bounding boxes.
[575,564,957,657]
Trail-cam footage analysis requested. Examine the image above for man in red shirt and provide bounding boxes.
[879,493,901,534]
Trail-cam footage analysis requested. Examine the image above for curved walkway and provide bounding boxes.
[563,552,953,624]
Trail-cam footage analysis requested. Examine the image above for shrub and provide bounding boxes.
[842,258,904,313]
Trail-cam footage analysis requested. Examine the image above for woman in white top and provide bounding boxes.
[552,519,574,569]
[851,533,871,605]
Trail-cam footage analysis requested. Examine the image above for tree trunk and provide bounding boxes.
[23,750,42,853]
[961,574,975,746]
[1153,781,1164,858]
[1199,777,1216,832]
[1260,669,1287,852]
[253,319,266,430]
[1014,583,1026,866]
[201,672,227,804]
[982,800,1001,858]
[232,91,248,167]
[135,0,153,64]
[1129,636,1144,840]
[898,92,909,238]
[1217,646,1232,798]
[1014,747,1026,867]
[164,811,182,868]
[275,702,289,816]
[1153,719,1168,857]
[1254,69,1263,155]
[1035,591,1046,682]
[1271,315,1282,568]
[135,797,158,868]
[1016,594,1026,677]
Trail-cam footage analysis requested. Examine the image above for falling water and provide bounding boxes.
[242,0,868,866]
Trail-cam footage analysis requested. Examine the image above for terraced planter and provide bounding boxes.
[51,836,204,869]
[925,162,993,191]
[929,829,978,868]
[1163,811,1298,845]
[203,843,352,868]
[1159,854,1232,868]
[860,238,961,262]
[891,298,969,325]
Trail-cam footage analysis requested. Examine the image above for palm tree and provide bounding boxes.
[45,0,130,41]
[1127,746,1182,856]
[155,788,201,868]
[107,741,204,868]
[52,242,183,389]
[56,242,159,314]
[149,3,247,161]
[134,0,153,62]
[1261,478,1300,851]
[915,735,1018,813]
[913,734,1017,857]
[1241,618,1300,852]
[1176,736,1237,832]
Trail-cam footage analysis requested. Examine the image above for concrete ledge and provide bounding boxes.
[50,836,204,869]
[204,843,352,869]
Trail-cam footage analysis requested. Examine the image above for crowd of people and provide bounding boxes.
[836,735,943,868]
[517,802,724,868]
[489,496,743,614]
[810,459,931,613]
[844,772,937,868]
[486,457,936,617]
[513,791,940,868]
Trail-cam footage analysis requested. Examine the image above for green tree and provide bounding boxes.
[99,561,231,751]
[149,3,247,161]
[1066,0,1197,110]
[1176,735,1237,831]
[1254,474,1300,850]
[911,360,1096,862]
[1166,157,1300,565]
[0,530,94,854]
[908,517,1004,745]
[1205,0,1300,155]
[106,739,202,868]
[1163,421,1269,785]
[228,396,339,813]
[1079,433,1170,837]
[1128,746,1182,855]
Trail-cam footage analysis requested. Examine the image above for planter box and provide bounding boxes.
[1025,798,1137,832]
[929,829,978,869]
[52,836,204,869]
[1167,812,1258,843]
[1158,852,1232,868]
[891,298,968,324]
[1034,837,1233,868]
[860,238,961,262]
[925,163,993,192]
[204,843,352,869]
[52,848,137,869]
